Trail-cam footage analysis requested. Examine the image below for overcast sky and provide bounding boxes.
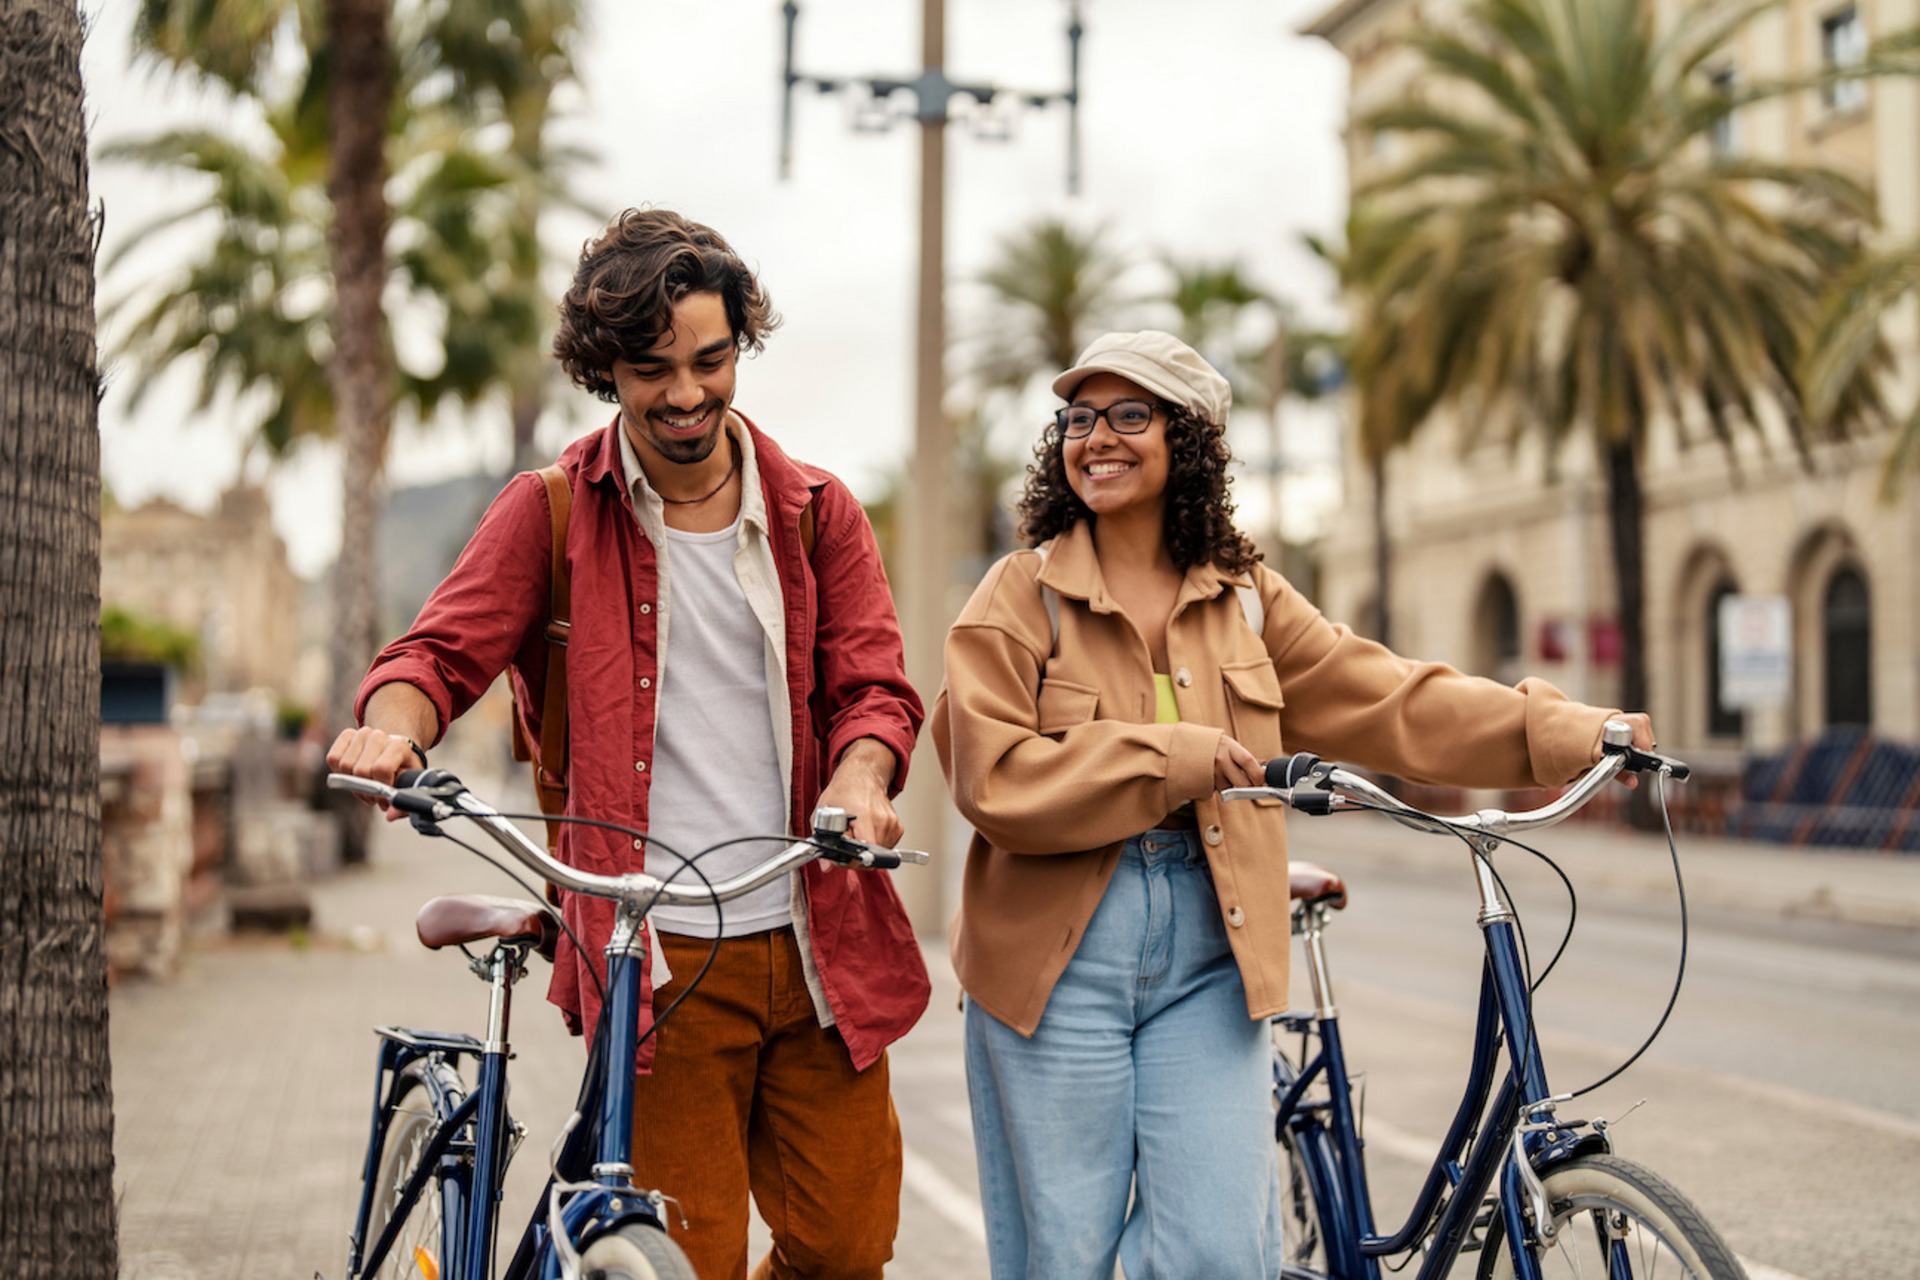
[83,0,1352,578]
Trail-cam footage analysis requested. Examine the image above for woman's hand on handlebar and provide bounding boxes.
[1594,711,1656,790]
[1213,733,1264,791]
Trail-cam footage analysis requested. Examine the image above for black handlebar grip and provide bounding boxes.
[1265,753,1323,789]
[396,768,429,788]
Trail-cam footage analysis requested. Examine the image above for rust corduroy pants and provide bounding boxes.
[632,926,901,1280]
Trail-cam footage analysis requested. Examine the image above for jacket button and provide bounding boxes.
[640,603,652,615]
[1227,905,1245,927]
[1204,824,1223,846]
[639,677,651,689]
[632,838,643,851]
[634,760,646,773]
[1175,668,1192,687]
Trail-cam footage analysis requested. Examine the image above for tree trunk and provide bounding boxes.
[0,4,117,1276]
[1371,456,1392,649]
[323,0,394,862]
[1602,436,1647,715]
[1602,435,1660,828]
[508,92,549,474]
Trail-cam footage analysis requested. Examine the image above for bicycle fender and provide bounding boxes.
[535,1187,671,1280]
[1528,1128,1612,1176]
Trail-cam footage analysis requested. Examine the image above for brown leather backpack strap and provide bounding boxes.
[799,497,816,560]
[535,464,572,855]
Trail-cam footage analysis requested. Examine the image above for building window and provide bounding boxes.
[1707,66,1739,156]
[1823,566,1871,727]
[1705,579,1744,739]
[1821,6,1868,113]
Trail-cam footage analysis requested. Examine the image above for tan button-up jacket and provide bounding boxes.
[930,520,1615,1036]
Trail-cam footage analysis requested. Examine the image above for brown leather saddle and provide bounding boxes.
[1288,862,1348,909]
[414,894,560,963]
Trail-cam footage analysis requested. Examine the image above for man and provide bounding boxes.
[327,209,930,1280]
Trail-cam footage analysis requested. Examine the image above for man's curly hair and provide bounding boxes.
[553,209,780,403]
[1016,402,1262,575]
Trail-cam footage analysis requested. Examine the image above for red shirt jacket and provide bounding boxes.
[356,416,930,1071]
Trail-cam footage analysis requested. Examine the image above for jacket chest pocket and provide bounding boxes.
[1036,677,1101,739]
[1221,660,1285,760]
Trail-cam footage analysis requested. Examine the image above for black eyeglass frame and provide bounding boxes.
[1052,399,1167,440]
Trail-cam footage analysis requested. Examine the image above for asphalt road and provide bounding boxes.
[1267,815,1920,1280]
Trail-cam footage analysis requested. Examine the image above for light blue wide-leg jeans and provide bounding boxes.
[965,829,1281,1280]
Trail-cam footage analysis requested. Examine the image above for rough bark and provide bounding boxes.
[0,2,117,1276]
[1371,457,1391,649]
[1603,436,1647,716]
[322,0,394,862]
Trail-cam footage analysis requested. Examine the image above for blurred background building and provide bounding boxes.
[1306,0,1920,845]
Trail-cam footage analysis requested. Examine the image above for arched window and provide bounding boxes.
[1474,572,1522,685]
[1824,567,1872,727]
[1706,579,1744,739]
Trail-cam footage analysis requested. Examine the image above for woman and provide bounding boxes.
[931,330,1653,1279]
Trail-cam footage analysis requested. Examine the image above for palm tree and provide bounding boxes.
[971,217,1131,396]
[99,106,335,462]
[1348,0,1891,715]
[1160,255,1269,362]
[0,2,117,1274]
[958,217,1132,562]
[1802,235,1920,492]
[117,0,590,743]
[402,0,591,470]
[321,0,396,758]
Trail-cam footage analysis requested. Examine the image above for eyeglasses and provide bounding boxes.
[1054,400,1160,439]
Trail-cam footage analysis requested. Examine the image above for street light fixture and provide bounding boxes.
[777,1,1084,929]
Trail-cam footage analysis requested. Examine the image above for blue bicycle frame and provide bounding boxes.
[1274,840,1607,1280]
[346,900,667,1280]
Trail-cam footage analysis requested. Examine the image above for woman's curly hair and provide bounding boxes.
[552,209,781,403]
[1016,401,1261,575]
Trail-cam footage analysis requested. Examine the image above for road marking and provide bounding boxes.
[1738,1259,1808,1280]
[1354,1120,1811,1280]
[901,1146,986,1244]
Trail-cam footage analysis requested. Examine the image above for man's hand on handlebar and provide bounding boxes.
[325,683,440,818]
[818,738,904,848]
[325,726,423,818]
[1592,712,1656,790]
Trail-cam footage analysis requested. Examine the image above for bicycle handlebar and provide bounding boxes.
[1223,719,1691,840]
[325,769,928,910]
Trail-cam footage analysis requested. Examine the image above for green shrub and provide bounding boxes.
[100,606,200,671]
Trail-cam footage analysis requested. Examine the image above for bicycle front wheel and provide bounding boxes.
[1485,1154,1746,1280]
[367,1079,454,1280]
[578,1223,698,1280]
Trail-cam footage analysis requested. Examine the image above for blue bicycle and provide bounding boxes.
[322,767,926,1280]
[1224,721,1746,1280]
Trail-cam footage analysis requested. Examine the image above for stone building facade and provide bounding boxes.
[102,483,309,702]
[1305,0,1920,772]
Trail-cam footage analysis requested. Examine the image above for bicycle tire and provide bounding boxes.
[366,1077,455,1280]
[1481,1154,1747,1280]
[578,1223,699,1280]
[1278,1126,1332,1275]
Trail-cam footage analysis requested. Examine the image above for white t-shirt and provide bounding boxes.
[642,517,794,938]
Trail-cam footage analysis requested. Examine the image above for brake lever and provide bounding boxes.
[807,806,932,868]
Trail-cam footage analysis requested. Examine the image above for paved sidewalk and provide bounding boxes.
[110,753,982,1280]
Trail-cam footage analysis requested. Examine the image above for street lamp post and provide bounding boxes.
[780,0,1082,932]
